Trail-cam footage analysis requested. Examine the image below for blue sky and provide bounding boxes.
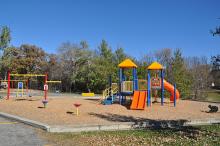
[0,0,219,58]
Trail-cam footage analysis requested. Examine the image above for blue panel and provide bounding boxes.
[18,82,23,89]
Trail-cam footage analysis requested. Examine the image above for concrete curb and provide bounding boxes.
[49,123,134,132]
[0,112,219,133]
[0,112,50,131]
[184,118,220,126]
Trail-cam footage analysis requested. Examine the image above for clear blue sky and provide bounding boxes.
[0,0,219,58]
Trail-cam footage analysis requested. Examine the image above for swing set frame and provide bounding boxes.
[7,71,48,100]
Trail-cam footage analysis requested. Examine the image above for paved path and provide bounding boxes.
[0,117,47,146]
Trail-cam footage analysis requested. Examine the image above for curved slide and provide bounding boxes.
[163,79,180,101]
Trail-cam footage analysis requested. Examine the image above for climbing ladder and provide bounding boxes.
[102,84,118,105]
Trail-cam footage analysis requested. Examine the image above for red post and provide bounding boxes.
[44,73,48,100]
[7,71,10,100]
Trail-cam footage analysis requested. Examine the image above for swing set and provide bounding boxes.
[7,71,48,100]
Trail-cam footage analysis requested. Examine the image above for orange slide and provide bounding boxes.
[130,91,147,110]
[163,79,180,101]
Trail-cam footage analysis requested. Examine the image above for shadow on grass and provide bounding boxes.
[89,112,186,127]
[88,112,217,139]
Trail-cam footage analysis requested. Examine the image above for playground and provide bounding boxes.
[0,59,219,129]
[0,96,219,126]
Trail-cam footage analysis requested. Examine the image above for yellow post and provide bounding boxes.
[74,103,81,116]
[22,87,23,97]
[150,89,152,106]
[76,108,79,116]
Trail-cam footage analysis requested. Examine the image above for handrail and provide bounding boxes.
[102,86,118,101]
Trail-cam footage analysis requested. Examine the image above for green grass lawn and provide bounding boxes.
[41,124,220,146]
[206,90,220,102]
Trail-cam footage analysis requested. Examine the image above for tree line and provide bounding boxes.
[0,26,219,99]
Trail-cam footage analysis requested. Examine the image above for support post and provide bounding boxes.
[119,68,122,104]
[7,71,10,100]
[44,73,48,100]
[109,75,112,98]
[133,68,138,91]
[22,83,24,97]
[174,84,176,107]
[26,79,29,96]
[161,69,164,106]
[147,70,151,106]
[132,68,135,91]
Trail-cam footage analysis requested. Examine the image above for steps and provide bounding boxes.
[102,86,118,105]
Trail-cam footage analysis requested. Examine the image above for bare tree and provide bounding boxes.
[154,48,173,81]
[185,56,211,99]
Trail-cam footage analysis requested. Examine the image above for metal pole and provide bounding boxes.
[109,75,114,103]
[121,68,125,104]
[26,79,29,95]
[135,68,138,90]
[44,73,48,100]
[119,68,121,104]
[147,70,151,106]
[161,70,164,106]
[7,71,10,100]
[132,68,135,91]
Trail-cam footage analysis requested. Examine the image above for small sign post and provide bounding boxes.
[18,82,23,89]
[151,77,161,89]
[44,84,48,100]
[17,82,23,97]
[44,84,48,91]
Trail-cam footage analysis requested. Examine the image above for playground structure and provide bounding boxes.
[102,59,139,105]
[0,79,28,98]
[6,71,48,100]
[1,71,62,100]
[102,59,180,109]
[46,80,62,96]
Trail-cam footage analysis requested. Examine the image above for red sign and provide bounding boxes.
[151,77,161,89]
[44,84,48,91]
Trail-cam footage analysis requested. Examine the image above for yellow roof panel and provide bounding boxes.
[118,59,137,68]
[147,62,164,70]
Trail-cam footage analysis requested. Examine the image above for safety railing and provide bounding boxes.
[102,85,118,100]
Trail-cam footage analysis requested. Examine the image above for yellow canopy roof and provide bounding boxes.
[118,59,137,68]
[147,62,164,70]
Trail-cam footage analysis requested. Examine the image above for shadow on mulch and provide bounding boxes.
[15,98,41,101]
[84,98,100,101]
[201,110,219,113]
[38,106,45,108]
[66,111,74,114]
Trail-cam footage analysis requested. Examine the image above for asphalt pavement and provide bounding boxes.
[0,117,48,146]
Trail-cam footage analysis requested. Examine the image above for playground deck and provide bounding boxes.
[0,96,219,126]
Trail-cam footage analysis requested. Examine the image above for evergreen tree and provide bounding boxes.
[0,26,11,50]
[172,49,192,98]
